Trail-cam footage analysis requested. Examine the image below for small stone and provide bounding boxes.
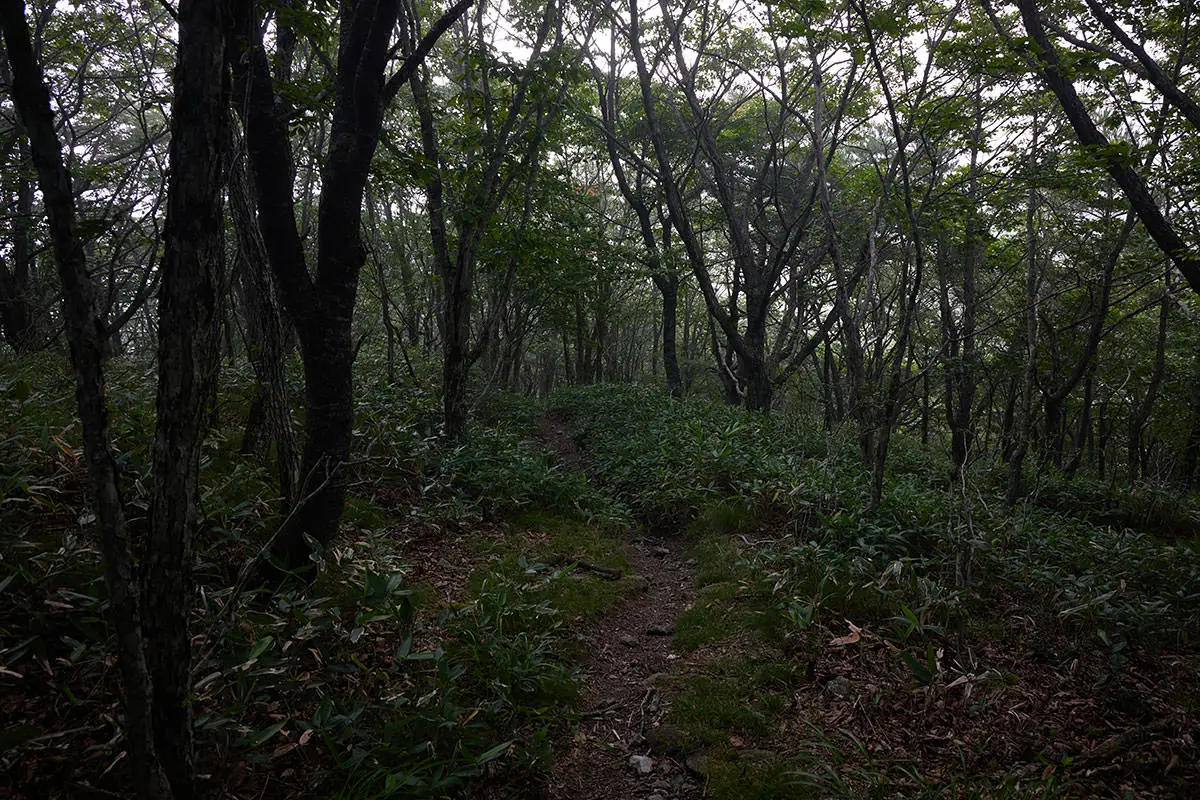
[620,634,639,647]
[653,546,671,556]
[646,625,674,636]
[684,750,710,777]
[646,723,686,753]
[686,558,698,566]
[629,754,654,775]
[824,675,851,698]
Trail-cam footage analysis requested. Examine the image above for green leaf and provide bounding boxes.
[474,740,513,765]
[240,719,287,749]
[237,636,274,669]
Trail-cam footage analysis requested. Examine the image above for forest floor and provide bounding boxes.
[3,377,1200,799]
[535,415,704,800]
[541,530,702,800]
[526,413,1200,800]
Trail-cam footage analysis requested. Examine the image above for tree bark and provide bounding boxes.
[1007,103,1043,506]
[232,0,467,574]
[142,2,231,795]
[404,0,556,436]
[0,139,37,351]
[230,130,296,507]
[655,274,683,397]
[939,78,983,484]
[1128,287,1170,482]
[628,0,826,413]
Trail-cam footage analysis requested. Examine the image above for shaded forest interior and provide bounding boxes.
[1,0,1199,797]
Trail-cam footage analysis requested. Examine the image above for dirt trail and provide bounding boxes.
[543,532,703,800]
[535,416,704,800]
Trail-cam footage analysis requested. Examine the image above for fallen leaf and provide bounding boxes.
[270,743,298,760]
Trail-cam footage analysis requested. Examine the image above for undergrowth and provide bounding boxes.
[4,365,1199,798]
[550,383,1200,797]
[1,359,631,798]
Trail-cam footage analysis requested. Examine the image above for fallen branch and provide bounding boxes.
[552,554,623,581]
[1077,718,1173,766]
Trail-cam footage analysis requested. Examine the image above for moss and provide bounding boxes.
[468,513,634,623]
[708,758,817,800]
[665,656,797,750]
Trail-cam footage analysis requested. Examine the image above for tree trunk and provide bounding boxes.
[0,4,171,796]
[1013,0,1200,295]
[654,274,683,397]
[1128,287,1170,483]
[1006,102,1043,506]
[232,0,466,574]
[230,130,296,506]
[1064,361,1095,479]
[939,78,983,484]
[0,137,37,351]
[142,2,231,794]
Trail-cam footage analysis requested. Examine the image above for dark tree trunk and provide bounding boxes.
[921,369,930,448]
[627,0,815,415]
[1007,105,1043,506]
[938,79,983,484]
[1185,391,1200,489]
[233,0,468,574]
[1097,399,1110,479]
[592,286,609,383]
[1064,362,1095,479]
[854,8,927,507]
[0,4,171,796]
[821,336,837,429]
[0,45,40,353]
[143,2,231,794]
[707,317,739,405]
[366,200,398,385]
[403,1,556,437]
[1128,288,1169,483]
[1038,208,1135,472]
[594,39,683,399]
[654,274,683,397]
[230,130,296,506]
[574,294,589,385]
[0,141,38,351]
[1013,0,1200,295]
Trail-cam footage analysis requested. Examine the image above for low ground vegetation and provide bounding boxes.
[2,363,1198,798]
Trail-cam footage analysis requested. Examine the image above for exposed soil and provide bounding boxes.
[542,532,703,800]
[534,414,705,800]
[535,414,586,473]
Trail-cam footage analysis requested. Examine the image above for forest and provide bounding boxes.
[1,0,1198,797]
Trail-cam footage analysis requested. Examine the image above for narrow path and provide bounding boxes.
[535,415,704,800]
[544,532,702,800]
